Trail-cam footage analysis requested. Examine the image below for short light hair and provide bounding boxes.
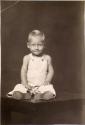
[28,30,45,42]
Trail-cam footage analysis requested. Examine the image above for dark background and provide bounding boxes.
[1,1,84,100]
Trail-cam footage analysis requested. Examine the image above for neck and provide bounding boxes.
[32,53,43,57]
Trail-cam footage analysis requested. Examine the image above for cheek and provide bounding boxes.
[30,46,34,50]
[40,46,44,50]
[28,47,33,52]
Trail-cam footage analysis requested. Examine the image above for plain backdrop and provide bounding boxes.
[1,1,84,100]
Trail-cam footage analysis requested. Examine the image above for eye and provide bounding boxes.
[31,44,43,47]
[31,44,35,47]
[38,44,43,46]
[38,44,42,46]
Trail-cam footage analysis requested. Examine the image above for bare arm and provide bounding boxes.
[21,55,29,88]
[45,55,54,84]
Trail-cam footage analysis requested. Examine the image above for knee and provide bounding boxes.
[24,92,32,100]
[42,91,55,100]
[12,91,24,100]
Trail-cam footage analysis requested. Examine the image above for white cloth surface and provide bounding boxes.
[8,84,27,95]
[27,54,47,86]
[8,83,56,96]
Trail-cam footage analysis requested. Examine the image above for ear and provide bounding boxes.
[27,42,30,48]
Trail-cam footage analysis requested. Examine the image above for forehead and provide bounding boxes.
[30,36,43,44]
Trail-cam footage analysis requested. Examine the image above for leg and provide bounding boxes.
[24,92,32,100]
[34,93,42,100]
[7,84,27,98]
[31,92,55,102]
[38,84,56,100]
[31,93,42,103]
[41,91,55,100]
[12,91,24,100]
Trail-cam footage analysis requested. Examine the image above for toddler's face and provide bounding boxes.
[27,36,44,56]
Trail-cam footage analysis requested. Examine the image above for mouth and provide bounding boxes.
[33,51,41,55]
[33,50,40,53]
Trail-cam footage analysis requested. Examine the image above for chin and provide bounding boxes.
[34,53,40,56]
[32,52,42,56]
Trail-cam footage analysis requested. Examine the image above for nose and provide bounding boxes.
[35,45,38,49]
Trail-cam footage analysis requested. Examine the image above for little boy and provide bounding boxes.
[8,30,56,102]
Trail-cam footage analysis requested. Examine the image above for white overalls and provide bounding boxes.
[8,54,56,96]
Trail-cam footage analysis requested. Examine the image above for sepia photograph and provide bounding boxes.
[1,0,85,124]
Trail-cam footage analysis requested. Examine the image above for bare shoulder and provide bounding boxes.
[44,54,52,62]
[23,54,31,63]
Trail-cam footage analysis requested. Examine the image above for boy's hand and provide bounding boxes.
[21,82,32,91]
[27,85,32,90]
[25,84,29,89]
[21,82,28,89]
[44,81,50,85]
